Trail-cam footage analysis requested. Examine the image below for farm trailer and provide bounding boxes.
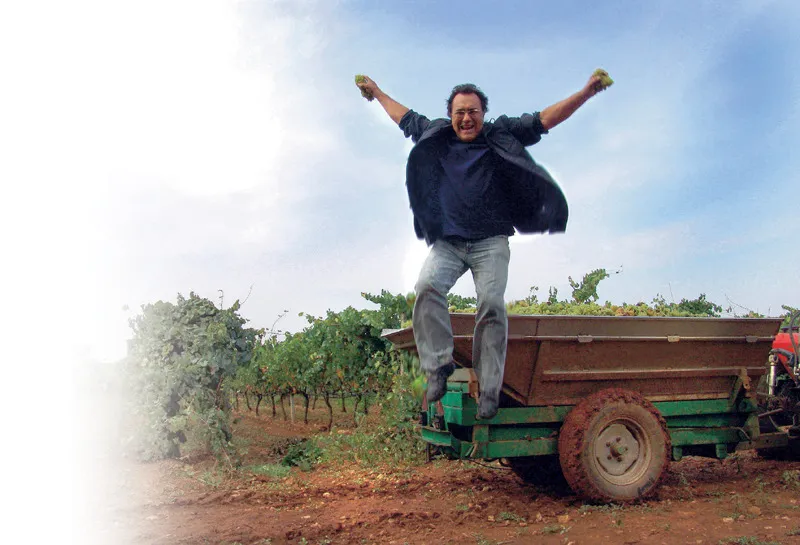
[383,314,793,502]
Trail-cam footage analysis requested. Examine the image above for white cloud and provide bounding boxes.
[37,0,436,363]
[1,0,362,363]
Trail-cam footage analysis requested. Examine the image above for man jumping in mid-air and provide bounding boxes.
[357,73,605,419]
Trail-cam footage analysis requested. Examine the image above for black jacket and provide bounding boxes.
[399,109,568,245]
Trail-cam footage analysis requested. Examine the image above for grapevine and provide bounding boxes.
[124,271,788,466]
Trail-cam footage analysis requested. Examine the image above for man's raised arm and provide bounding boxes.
[356,75,410,124]
[539,72,605,131]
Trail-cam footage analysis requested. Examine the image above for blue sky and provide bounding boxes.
[4,0,798,364]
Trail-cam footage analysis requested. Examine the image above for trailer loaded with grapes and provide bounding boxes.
[383,311,800,502]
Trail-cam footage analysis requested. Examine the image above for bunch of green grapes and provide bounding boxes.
[355,74,374,101]
[593,68,614,90]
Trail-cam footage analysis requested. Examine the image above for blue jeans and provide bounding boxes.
[412,235,510,403]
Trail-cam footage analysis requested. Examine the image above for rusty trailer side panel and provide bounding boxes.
[383,314,782,407]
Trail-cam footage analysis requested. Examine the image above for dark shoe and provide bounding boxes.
[426,362,456,403]
[477,393,499,420]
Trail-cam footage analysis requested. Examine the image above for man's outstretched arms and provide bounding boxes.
[356,75,410,124]
[539,72,606,131]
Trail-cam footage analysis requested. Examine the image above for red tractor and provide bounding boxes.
[759,310,800,444]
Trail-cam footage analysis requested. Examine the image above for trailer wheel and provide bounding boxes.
[558,388,670,502]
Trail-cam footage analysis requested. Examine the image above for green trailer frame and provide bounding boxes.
[384,314,787,501]
[420,368,788,462]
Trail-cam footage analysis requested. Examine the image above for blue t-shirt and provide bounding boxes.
[438,134,514,240]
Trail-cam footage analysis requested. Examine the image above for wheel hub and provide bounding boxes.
[594,423,640,476]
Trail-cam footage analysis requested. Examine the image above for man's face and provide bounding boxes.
[450,93,484,142]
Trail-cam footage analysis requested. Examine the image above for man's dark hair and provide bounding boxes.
[446,83,489,117]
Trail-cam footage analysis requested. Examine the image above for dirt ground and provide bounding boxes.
[78,400,800,545]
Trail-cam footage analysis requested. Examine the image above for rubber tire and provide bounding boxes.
[506,455,570,492]
[558,388,671,502]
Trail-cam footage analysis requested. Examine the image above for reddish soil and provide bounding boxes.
[78,401,800,545]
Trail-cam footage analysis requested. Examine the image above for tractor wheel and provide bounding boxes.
[505,455,570,493]
[558,388,671,502]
